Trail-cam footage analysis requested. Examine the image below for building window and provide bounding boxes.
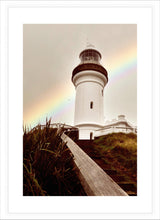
[90,101,93,109]
[102,89,103,96]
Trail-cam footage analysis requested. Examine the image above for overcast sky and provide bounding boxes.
[23,24,137,128]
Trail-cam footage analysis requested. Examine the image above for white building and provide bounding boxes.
[94,115,137,138]
[72,45,136,140]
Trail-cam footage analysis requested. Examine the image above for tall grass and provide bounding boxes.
[23,119,86,196]
[93,132,137,181]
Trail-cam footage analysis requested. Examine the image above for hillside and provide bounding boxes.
[76,132,137,195]
[23,122,137,196]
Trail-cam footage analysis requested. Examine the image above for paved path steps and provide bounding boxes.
[61,133,128,196]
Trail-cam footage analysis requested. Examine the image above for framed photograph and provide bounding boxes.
[0,0,159,219]
[23,23,137,198]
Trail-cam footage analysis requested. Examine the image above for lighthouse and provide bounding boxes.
[72,45,108,139]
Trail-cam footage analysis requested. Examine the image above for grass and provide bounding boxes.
[74,132,137,195]
[23,119,86,196]
[93,133,137,183]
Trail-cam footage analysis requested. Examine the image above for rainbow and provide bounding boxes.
[24,44,137,129]
[106,44,137,85]
[24,84,75,129]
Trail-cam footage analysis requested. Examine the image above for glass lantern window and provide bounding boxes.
[81,50,100,62]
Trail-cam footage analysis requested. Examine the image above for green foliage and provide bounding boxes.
[93,132,137,182]
[94,132,137,150]
[23,120,86,196]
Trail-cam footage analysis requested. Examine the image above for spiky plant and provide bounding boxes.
[23,119,86,196]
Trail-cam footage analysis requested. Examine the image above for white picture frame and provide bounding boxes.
[0,0,159,219]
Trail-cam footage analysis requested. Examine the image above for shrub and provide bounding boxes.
[23,120,86,196]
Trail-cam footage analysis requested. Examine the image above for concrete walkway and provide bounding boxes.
[61,133,128,196]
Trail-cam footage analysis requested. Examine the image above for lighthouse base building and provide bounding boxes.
[73,114,136,140]
[94,115,137,138]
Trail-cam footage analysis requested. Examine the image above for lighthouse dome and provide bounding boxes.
[72,46,108,82]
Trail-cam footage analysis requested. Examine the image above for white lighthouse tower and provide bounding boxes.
[72,44,108,139]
